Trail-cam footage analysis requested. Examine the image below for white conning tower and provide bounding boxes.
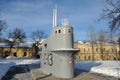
[48,18,73,50]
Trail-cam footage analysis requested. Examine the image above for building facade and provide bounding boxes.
[74,41,120,60]
[0,43,33,58]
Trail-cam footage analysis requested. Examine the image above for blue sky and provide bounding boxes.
[0,0,109,41]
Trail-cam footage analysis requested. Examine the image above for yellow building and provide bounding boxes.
[74,41,120,60]
[0,43,33,58]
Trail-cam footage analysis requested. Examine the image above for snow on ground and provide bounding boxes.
[0,58,40,80]
[75,60,120,78]
[0,58,120,79]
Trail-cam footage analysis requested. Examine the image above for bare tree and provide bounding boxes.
[6,31,15,53]
[106,32,120,60]
[101,0,120,59]
[0,20,7,41]
[31,29,47,57]
[7,28,26,54]
[88,26,97,60]
[31,29,47,41]
[97,29,107,60]
[9,28,26,42]
[102,0,120,31]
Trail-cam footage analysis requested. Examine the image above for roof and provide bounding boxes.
[75,40,119,46]
[0,42,33,48]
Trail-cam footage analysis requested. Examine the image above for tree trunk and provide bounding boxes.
[92,44,94,60]
[100,42,104,60]
[118,37,120,60]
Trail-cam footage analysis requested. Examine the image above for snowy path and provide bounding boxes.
[75,60,120,78]
[0,58,40,80]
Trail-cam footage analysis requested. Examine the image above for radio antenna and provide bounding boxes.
[53,4,57,27]
[53,9,55,27]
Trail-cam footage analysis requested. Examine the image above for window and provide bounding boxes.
[114,57,116,60]
[36,55,40,58]
[68,29,71,33]
[5,51,10,57]
[112,49,114,52]
[44,44,47,48]
[88,48,90,52]
[84,48,86,52]
[88,56,90,60]
[23,52,27,57]
[14,52,17,57]
[58,30,61,33]
[55,31,57,34]
[103,48,105,52]
[96,48,98,52]
[84,56,86,60]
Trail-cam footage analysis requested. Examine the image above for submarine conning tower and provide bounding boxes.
[48,20,73,49]
[39,6,79,78]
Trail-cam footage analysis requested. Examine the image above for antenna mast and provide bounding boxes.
[53,5,57,27]
[55,5,57,27]
[53,9,55,27]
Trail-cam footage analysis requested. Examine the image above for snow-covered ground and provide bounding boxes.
[0,58,120,79]
[0,58,40,80]
[75,60,120,78]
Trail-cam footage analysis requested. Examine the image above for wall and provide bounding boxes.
[0,47,33,58]
[74,42,120,60]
